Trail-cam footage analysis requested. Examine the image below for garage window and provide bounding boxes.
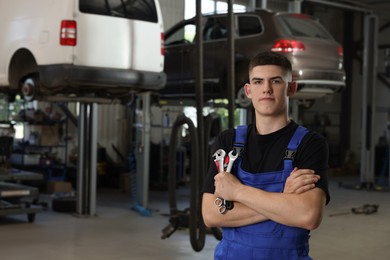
[203,18,228,41]
[79,0,158,23]
[165,23,196,45]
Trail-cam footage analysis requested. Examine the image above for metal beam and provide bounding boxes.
[227,0,235,129]
[195,0,205,175]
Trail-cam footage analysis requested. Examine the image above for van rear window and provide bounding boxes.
[79,0,158,23]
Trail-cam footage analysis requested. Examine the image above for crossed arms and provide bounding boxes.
[202,167,326,230]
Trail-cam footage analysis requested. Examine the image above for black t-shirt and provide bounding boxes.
[202,121,330,204]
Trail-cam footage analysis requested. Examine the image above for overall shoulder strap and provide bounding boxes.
[234,125,247,155]
[284,126,308,170]
[230,125,247,173]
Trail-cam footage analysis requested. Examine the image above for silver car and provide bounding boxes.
[161,9,345,107]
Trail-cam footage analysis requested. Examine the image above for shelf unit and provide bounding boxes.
[10,101,69,182]
[0,96,43,222]
[11,139,68,182]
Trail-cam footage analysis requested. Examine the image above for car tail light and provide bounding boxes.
[60,20,77,46]
[289,13,311,19]
[271,39,305,53]
[161,32,164,55]
[337,45,344,57]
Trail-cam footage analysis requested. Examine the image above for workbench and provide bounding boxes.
[0,168,43,222]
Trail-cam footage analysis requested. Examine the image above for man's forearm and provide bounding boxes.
[234,186,326,230]
[202,193,268,228]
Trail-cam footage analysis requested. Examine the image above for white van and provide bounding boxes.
[0,0,166,101]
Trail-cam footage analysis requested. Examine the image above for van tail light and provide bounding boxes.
[161,32,165,55]
[271,39,305,53]
[337,45,344,57]
[60,20,77,46]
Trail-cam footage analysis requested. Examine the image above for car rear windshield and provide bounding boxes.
[277,14,332,39]
[238,15,263,36]
[79,0,158,23]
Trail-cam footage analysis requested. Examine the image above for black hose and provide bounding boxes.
[204,112,222,164]
[204,112,223,241]
[168,114,205,252]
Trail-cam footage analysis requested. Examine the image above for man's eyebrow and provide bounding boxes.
[251,77,263,81]
[250,76,283,81]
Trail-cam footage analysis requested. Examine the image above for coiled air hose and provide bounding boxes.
[168,114,206,252]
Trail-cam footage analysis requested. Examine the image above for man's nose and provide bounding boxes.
[262,81,272,94]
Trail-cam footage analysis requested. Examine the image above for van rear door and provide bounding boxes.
[74,0,164,72]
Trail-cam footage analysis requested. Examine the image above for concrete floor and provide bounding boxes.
[0,175,389,260]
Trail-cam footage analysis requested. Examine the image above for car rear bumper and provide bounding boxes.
[293,69,345,86]
[292,69,346,99]
[39,64,167,91]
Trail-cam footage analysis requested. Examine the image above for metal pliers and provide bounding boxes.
[213,149,238,214]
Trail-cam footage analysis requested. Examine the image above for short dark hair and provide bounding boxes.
[248,51,292,77]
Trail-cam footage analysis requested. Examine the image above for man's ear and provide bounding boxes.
[244,83,251,98]
[287,82,297,96]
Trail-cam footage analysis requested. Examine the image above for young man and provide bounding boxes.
[202,51,330,259]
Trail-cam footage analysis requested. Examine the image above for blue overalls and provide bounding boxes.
[215,125,311,260]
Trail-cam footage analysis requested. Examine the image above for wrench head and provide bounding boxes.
[228,150,239,160]
[219,205,227,214]
[214,197,224,207]
[213,149,226,160]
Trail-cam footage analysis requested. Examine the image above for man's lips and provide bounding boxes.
[259,97,274,101]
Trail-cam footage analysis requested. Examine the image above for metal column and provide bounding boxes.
[76,102,98,216]
[290,100,299,122]
[360,14,378,187]
[135,92,152,212]
[227,0,235,129]
[288,0,302,13]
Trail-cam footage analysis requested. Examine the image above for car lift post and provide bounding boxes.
[133,91,152,216]
[76,102,98,216]
[360,14,378,188]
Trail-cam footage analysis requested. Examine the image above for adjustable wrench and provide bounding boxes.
[213,149,226,172]
[213,149,237,214]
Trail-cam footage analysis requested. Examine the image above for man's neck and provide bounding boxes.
[255,115,290,135]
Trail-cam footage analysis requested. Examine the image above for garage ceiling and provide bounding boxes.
[329,0,390,14]
[235,0,390,14]
[346,0,390,9]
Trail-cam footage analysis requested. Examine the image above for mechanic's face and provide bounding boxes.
[244,65,296,118]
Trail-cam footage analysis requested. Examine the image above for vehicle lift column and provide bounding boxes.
[76,102,98,216]
[360,14,378,188]
[133,91,152,215]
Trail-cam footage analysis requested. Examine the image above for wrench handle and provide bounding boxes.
[225,200,234,210]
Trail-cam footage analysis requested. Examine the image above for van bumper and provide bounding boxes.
[39,64,166,91]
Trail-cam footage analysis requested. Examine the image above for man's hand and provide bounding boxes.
[284,167,320,194]
[214,171,243,201]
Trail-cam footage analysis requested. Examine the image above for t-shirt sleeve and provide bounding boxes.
[296,132,331,204]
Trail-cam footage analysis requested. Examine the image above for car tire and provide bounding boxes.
[21,74,40,101]
[236,86,251,108]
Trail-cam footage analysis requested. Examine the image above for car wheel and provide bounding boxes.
[21,75,39,101]
[236,86,251,108]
